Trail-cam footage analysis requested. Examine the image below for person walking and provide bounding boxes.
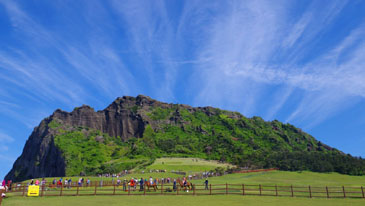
[149,176,153,186]
[41,178,46,186]
[8,180,12,191]
[123,179,127,191]
[173,179,177,191]
[139,178,144,191]
[78,178,82,187]
[204,178,208,190]
[130,178,135,191]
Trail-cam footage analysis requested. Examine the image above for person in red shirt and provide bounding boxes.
[130,178,135,191]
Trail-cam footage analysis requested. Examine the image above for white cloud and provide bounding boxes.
[182,0,365,127]
[0,132,14,142]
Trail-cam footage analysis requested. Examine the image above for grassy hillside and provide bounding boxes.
[51,123,154,176]
[19,157,365,187]
[190,171,365,186]
[143,158,234,173]
[8,95,365,183]
[49,102,365,177]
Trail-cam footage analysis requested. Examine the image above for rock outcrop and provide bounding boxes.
[5,95,189,181]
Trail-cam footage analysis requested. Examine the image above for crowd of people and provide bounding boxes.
[1,173,211,193]
[0,180,12,191]
[113,176,209,191]
[49,177,91,188]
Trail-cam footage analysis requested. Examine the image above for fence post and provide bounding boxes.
[161,182,163,195]
[193,184,195,195]
[291,185,294,197]
[113,184,116,195]
[259,184,262,196]
[275,185,278,196]
[242,184,245,196]
[0,190,3,205]
[60,184,63,196]
[0,189,3,205]
[41,184,44,197]
[226,183,228,195]
[144,184,146,195]
[76,184,79,196]
[326,186,329,198]
[94,184,97,195]
[309,186,312,198]
[177,185,179,195]
[22,185,26,196]
[361,186,364,198]
[342,186,346,198]
[128,186,130,196]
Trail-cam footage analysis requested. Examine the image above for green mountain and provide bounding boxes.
[6,95,365,182]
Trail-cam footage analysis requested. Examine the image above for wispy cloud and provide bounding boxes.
[181,0,365,127]
[0,0,142,123]
[0,132,14,142]
[109,0,182,101]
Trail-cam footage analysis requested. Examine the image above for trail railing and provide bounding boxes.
[5,182,365,199]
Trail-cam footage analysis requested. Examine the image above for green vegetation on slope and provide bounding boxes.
[52,123,153,176]
[143,107,365,175]
[49,103,365,176]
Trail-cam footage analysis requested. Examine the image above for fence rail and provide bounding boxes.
[4,183,365,199]
[232,168,278,173]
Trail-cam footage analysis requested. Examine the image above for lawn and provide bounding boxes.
[190,170,365,186]
[3,194,365,206]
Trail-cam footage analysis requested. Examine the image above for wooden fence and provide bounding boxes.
[5,182,365,199]
[232,168,278,173]
[0,189,3,206]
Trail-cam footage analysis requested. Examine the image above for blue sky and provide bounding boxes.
[1,0,365,179]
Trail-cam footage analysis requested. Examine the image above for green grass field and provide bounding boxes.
[3,194,365,206]
[190,170,365,186]
[6,158,365,206]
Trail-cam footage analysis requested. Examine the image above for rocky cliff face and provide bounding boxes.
[6,118,66,181]
[5,95,187,181]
